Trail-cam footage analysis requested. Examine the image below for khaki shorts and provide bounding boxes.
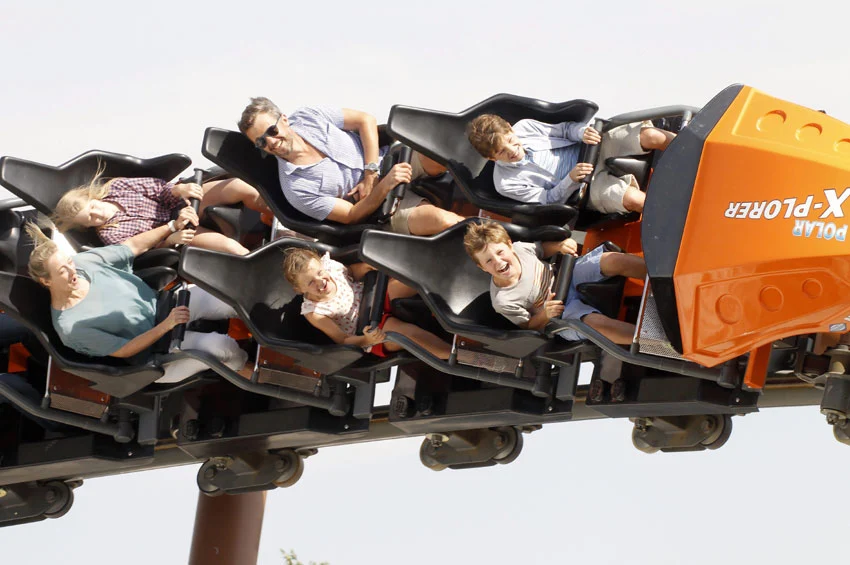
[386,151,435,234]
[410,151,428,180]
[389,191,428,234]
[587,121,652,214]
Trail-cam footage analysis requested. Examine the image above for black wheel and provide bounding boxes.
[492,427,523,465]
[43,481,74,518]
[198,481,224,497]
[701,415,733,450]
[833,423,850,446]
[197,461,225,496]
[419,439,447,471]
[273,451,305,488]
[631,429,659,454]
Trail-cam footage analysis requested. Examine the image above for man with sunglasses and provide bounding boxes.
[237,97,463,235]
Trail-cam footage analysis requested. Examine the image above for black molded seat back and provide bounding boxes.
[356,270,389,334]
[179,238,366,375]
[387,94,597,226]
[360,218,558,358]
[0,151,191,251]
[574,241,627,319]
[202,128,377,247]
[0,272,164,397]
[605,156,652,185]
[0,209,45,275]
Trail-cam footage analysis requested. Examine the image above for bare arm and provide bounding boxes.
[325,191,386,224]
[342,109,380,166]
[110,306,188,358]
[525,309,555,332]
[342,109,381,201]
[125,207,199,254]
[522,293,564,332]
[325,163,412,224]
[348,262,375,281]
[541,238,578,259]
[305,312,384,348]
[122,224,173,257]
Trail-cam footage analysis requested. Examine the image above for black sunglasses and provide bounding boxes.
[254,115,283,150]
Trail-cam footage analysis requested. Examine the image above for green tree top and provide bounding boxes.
[281,549,329,565]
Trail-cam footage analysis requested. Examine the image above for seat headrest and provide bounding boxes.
[0,208,45,275]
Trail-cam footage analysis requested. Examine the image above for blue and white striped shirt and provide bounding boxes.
[276,106,386,221]
[494,119,586,205]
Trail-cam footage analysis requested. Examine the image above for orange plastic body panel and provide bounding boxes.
[742,343,772,390]
[228,318,252,341]
[674,86,850,367]
[584,217,644,256]
[7,343,30,373]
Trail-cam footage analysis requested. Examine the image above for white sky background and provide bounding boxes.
[2,1,850,563]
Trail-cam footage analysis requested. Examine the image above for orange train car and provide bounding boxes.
[642,85,850,380]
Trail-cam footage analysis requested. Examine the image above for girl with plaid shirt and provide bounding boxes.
[52,168,270,255]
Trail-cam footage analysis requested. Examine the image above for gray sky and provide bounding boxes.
[2,1,850,563]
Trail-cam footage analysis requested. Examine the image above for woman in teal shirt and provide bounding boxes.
[26,222,247,383]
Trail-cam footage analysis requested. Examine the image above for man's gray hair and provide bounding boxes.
[238,97,281,134]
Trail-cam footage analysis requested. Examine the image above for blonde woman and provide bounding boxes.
[51,168,270,255]
[25,223,249,383]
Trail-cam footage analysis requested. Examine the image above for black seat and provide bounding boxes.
[605,156,652,184]
[574,241,628,320]
[0,209,47,275]
[0,272,166,398]
[359,218,572,359]
[386,94,597,228]
[0,150,186,270]
[179,238,391,375]
[202,128,380,247]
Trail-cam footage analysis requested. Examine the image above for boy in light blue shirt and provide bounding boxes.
[467,114,675,214]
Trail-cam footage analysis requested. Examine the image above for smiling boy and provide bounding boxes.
[463,220,645,344]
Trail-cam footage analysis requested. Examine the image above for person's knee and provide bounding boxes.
[622,188,645,212]
[194,232,249,255]
[417,153,447,177]
[640,127,664,150]
[408,205,454,235]
[206,334,247,370]
[212,232,249,255]
[225,237,249,256]
[598,252,619,277]
[436,209,463,232]
[641,127,676,151]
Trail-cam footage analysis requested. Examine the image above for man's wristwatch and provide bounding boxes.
[167,220,178,233]
[364,161,381,174]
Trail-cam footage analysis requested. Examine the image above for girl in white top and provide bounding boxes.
[283,248,450,359]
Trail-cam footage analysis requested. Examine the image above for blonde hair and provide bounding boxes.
[466,114,513,158]
[50,162,115,232]
[464,220,512,265]
[283,247,322,292]
[25,222,59,285]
